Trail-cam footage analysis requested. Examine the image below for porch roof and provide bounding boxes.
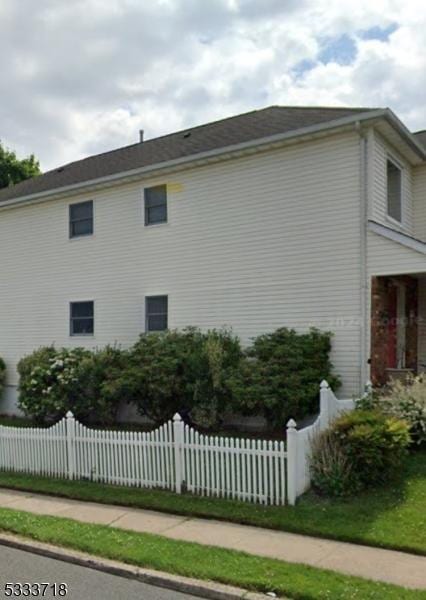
[368,221,426,256]
[368,221,426,278]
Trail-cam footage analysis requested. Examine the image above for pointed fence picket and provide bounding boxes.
[0,381,364,505]
[181,423,286,504]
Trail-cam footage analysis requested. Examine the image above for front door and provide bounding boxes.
[387,284,406,369]
[387,285,398,368]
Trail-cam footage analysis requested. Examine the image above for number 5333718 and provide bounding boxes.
[4,583,67,596]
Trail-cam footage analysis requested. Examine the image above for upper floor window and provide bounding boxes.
[387,160,402,223]
[144,185,167,226]
[145,295,168,332]
[69,200,93,238]
[70,301,94,336]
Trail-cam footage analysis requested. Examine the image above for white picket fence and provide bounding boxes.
[286,380,366,501]
[182,425,286,505]
[0,380,364,505]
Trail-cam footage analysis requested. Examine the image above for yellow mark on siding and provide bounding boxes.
[167,183,183,193]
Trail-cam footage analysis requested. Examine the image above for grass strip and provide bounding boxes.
[0,449,425,555]
[0,507,423,600]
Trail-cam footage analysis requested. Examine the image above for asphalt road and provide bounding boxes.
[0,545,199,599]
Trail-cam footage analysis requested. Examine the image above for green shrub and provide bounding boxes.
[74,345,128,424]
[335,410,409,490]
[230,328,340,428]
[0,357,6,398]
[311,410,410,496]
[186,329,243,428]
[113,328,242,427]
[310,429,354,497]
[16,326,339,430]
[17,346,125,424]
[379,375,426,446]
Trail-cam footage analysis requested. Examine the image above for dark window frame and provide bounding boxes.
[70,301,94,336]
[386,159,402,223]
[69,200,94,239]
[144,185,167,226]
[145,295,168,332]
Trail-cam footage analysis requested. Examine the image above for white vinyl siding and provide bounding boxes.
[0,131,362,409]
[370,131,414,234]
[418,278,426,373]
[367,231,426,277]
[413,165,426,243]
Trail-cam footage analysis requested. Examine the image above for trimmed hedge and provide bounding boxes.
[108,327,242,427]
[17,327,340,429]
[230,328,340,428]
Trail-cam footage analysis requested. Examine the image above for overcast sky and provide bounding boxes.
[1,0,425,171]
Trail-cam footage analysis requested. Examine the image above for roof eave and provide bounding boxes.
[382,108,426,160]
[2,107,423,210]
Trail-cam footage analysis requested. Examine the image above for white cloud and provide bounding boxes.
[1,0,426,171]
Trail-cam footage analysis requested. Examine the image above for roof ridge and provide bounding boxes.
[0,104,390,204]
[43,105,379,175]
[41,107,273,175]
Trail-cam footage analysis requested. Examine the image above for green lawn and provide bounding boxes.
[0,508,423,600]
[0,449,424,555]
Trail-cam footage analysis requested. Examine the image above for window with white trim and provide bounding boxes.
[69,200,93,238]
[70,301,94,336]
[145,296,168,332]
[387,160,402,223]
[144,185,167,225]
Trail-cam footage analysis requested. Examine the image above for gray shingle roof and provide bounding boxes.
[0,105,379,204]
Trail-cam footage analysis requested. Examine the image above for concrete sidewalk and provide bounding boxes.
[0,488,424,590]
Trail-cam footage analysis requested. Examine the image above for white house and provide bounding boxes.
[0,106,425,415]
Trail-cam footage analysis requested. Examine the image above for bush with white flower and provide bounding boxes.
[18,347,90,422]
[380,375,426,446]
[18,345,126,424]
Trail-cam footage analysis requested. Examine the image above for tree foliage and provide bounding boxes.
[0,141,41,189]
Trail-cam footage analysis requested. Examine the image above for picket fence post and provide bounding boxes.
[286,418,297,506]
[66,411,76,480]
[173,413,184,494]
[320,380,330,431]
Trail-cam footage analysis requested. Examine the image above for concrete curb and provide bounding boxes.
[0,532,276,600]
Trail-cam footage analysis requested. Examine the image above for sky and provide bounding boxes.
[1,0,426,172]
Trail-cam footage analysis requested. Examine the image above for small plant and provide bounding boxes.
[310,429,355,496]
[310,410,410,496]
[334,410,410,488]
[0,357,6,398]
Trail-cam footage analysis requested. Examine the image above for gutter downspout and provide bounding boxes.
[357,122,370,392]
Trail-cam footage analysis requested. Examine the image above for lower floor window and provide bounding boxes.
[146,295,168,332]
[70,301,94,335]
